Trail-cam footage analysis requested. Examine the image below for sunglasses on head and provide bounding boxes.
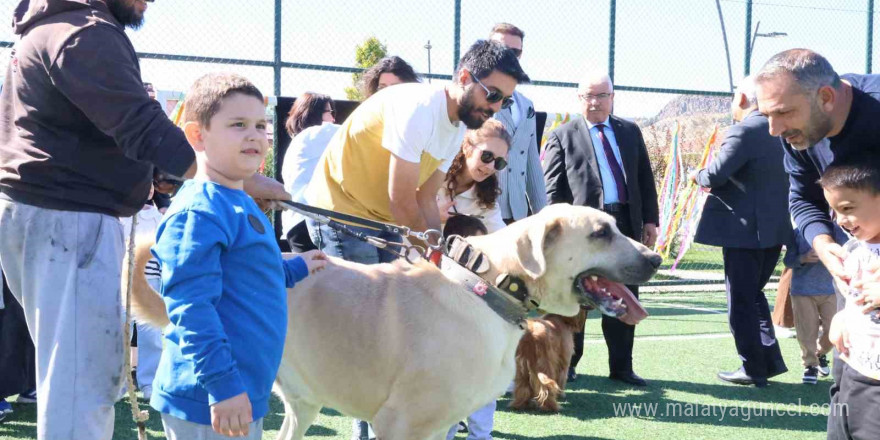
[469,71,514,109]
[480,150,508,171]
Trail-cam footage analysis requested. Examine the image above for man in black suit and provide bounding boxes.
[543,73,659,386]
[689,75,791,387]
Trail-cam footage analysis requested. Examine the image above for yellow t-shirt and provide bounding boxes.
[306,83,466,223]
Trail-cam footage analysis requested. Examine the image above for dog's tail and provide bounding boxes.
[534,372,562,409]
[122,238,170,328]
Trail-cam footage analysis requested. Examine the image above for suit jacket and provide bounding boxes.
[542,115,659,241]
[495,91,547,220]
[694,111,792,249]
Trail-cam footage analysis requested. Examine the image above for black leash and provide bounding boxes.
[283,200,408,236]
[278,200,441,263]
[278,201,534,327]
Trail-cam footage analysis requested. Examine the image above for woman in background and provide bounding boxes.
[438,120,510,439]
[281,92,337,252]
[359,55,421,98]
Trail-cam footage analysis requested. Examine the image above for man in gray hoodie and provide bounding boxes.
[0,1,287,438]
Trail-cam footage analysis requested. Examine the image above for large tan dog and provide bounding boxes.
[128,204,660,440]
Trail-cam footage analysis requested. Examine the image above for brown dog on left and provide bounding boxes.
[511,311,584,412]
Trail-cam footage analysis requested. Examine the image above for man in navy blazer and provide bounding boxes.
[543,73,659,387]
[690,75,792,387]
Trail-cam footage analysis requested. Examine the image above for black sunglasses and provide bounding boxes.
[470,72,514,109]
[509,48,523,58]
[480,150,508,171]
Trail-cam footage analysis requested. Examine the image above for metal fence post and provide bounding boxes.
[453,0,461,71]
[608,0,616,82]
[869,0,875,74]
[744,0,752,75]
[274,0,282,96]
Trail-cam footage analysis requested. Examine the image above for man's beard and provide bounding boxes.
[106,0,145,29]
[783,98,834,150]
[457,87,494,130]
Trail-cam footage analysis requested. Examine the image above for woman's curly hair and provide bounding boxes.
[444,119,511,210]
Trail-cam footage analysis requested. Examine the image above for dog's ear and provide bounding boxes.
[515,217,563,279]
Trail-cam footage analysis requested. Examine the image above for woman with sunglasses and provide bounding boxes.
[285,92,335,136]
[438,119,511,235]
[281,93,339,252]
[438,119,511,440]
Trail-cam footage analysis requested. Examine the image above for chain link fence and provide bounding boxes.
[0,0,876,286]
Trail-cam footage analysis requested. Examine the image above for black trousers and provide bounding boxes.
[827,363,880,440]
[0,273,36,398]
[722,246,787,378]
[829,284,847,416]
[571,206,639,374]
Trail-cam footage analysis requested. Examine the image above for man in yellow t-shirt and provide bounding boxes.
[306,40,530,265]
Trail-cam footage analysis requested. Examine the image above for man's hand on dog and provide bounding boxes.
[211,392,252,437]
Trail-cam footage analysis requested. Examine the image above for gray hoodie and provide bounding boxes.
[0,0,194,217]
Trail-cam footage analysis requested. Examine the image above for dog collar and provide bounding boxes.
[444,235,535,306]
[439,254,530,329]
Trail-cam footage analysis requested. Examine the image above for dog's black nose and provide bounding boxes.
[647,253,663,269]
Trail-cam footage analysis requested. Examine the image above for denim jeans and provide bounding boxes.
[306,218,402,264]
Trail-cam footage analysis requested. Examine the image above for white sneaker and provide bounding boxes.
[350,420,376,440]
[141,385,152,401]
[15,390,36,404]
[774,326,796,339]
[818,354,831,377]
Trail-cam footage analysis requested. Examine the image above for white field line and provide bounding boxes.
[581,301,731,344]
[642,301,727,315]
[584,332,732,344]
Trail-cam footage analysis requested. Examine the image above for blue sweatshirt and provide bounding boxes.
[785,74,880,245]
[150,180,309,425]
[783,227,848,296]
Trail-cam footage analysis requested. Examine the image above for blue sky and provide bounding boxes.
[0,0,877,117]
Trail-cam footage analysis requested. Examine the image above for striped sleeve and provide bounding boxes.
[144,258,162,279]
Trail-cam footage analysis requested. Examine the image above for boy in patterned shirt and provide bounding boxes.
[822,161,880,439]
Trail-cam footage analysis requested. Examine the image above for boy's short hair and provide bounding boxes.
[818,160,880,196]
[443,215,488,239]
[183,73,264,129]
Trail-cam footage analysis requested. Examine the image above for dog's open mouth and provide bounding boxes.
[575,273,648,325]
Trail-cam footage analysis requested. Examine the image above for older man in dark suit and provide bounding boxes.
[689,75,792,388]
[543,73,659,386]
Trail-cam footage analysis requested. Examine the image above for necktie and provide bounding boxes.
[596,124,628,203]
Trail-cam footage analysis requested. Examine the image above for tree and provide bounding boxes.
[344,36,388,101]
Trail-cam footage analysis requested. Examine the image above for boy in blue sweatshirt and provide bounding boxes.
[150,73,326,439]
